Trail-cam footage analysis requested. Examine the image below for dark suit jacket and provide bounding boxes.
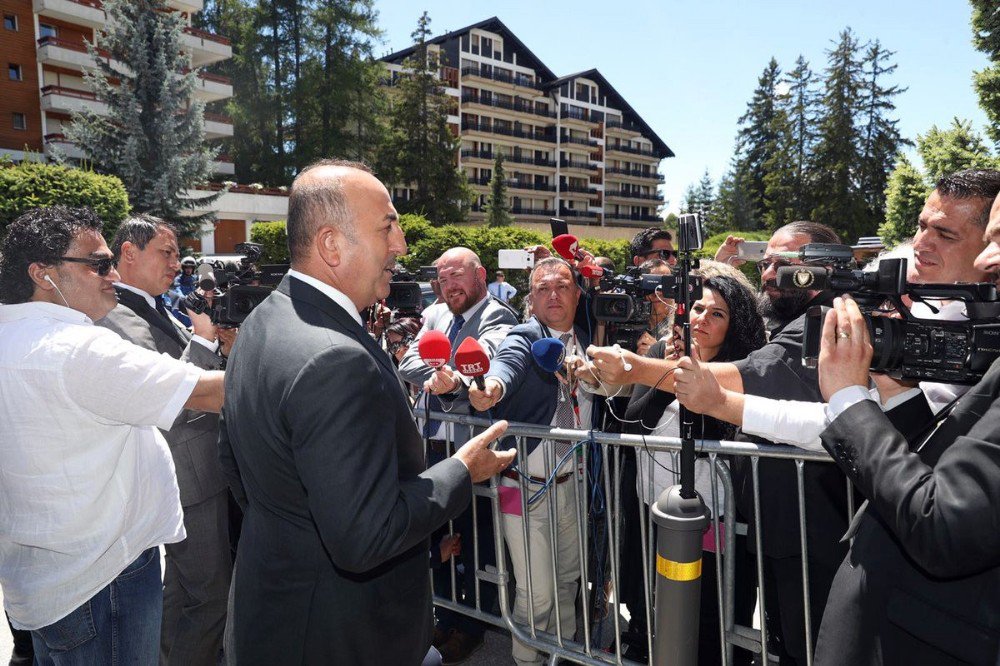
[219,275,472,665]
[97,287,226,507]
[815,360,1000,665]
[485,316,590,458]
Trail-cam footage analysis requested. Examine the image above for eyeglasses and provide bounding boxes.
[60,255,116,277]
[756,258,794,275]
[387,336,414,355]
[644,249,678,260]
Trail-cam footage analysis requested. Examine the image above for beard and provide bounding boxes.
[758,282,814,323]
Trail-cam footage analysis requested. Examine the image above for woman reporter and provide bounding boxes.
[633,258,676,357]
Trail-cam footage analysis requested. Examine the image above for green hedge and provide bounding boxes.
[698,230,772,287]
[0,161,130,240]
[249,221,290,263]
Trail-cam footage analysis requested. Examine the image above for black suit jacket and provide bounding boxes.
[815,360,1000,665]
[219,275,472,665]
[97,287,226,507]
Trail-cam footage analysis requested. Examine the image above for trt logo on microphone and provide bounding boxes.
[458,361,485,375]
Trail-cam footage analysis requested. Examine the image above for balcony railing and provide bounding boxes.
[562,108,596,123]
[605,189,662,201]
[461,93,556,118]
[468,176,556,192]
[605,213,662,223]
[460,150,556,168]
[182,26,231,46]
[203,112,233,124]
[461,121,555,143]
[511,206,553,216]
[559,159,598,171]
[560,183,597,195]
[40,84,98,100]
[37,35,110,59]
[558,209,599,219]
[460,66,541,90]
[605,167,664,181]
[560,135,599,147]
[606,143,657,157]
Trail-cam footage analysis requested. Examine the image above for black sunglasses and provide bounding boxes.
[387,335,415,355]
[645,249,678,260]
[60,256,116,277]
[756,258,794,274]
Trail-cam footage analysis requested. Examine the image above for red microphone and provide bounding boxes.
[580,264,604,280]
[417,330,452,369]
[454,337,491,390]
[552,234,584,262]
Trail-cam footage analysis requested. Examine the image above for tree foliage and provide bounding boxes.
[64,0,217,234]
[484,154,513,227]
[879,153,928,248]
[0,162,130,239]
[971,0,1000,146]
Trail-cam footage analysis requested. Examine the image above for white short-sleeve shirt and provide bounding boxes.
[0,302,201,629]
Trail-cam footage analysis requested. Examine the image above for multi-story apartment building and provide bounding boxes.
[382,17,673,231]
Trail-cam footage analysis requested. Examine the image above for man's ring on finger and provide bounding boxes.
[838,330,851,339]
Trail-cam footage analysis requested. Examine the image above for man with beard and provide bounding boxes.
[398,246,518,664]
[590,221,843,665]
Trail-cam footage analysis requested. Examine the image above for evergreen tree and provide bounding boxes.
[782,55,820,220]
[714,163,757,232]
[682,169,718,232]
[879,154,927,248]
[377,12,470,225]
[64,0,218,232]
[484,154,513,227]
[971,0,1000,146]
[917,118,998,182]
[810,28,867,240]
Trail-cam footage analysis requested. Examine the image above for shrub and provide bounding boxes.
[0,161,130,240]
[250,221,289,263]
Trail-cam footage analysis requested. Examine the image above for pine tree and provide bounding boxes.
[484,154,512,227]
[377,12,470,224]
[714,163,757,232]
[810,28,867,240]
[918,118,998,182]
[971,0,1000,146]
[782,55,820,220]
[879,153,928,248]
[64,0,218,232]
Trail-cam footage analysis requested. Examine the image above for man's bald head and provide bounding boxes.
[436,246,487,314]
[438,247,482,270]
[286,159,372,263]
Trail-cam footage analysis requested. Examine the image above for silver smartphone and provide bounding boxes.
[498,249,535,270]
[737,240,769,261]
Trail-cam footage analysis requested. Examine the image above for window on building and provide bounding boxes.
[39,23,57,39]
[481,36,492,55]
[12,112,26,130]
[9,64,22,81]
[3,14,16,31]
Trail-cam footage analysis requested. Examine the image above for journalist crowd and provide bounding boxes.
[1,161,1000,666]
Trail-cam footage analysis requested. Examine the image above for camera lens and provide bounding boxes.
[868,315,904,373]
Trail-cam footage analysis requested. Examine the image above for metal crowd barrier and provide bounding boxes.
[426,412,846,666]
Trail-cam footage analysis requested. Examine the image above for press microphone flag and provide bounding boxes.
[531,337,566,374]
[552,234,584,262]
[417,330,452,369]
[454,337,491,390]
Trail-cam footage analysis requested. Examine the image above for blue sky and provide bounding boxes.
[374,1,991,214]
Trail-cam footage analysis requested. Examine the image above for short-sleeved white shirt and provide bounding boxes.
[0,302,200,629]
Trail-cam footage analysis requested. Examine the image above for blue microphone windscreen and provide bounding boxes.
[531,337,566,374]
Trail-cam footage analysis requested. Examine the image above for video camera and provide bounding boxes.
[386,265,437,317]
[783,243,1000,385]
[184,242,288,327]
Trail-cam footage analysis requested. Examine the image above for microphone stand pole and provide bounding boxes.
[651,243,710,666]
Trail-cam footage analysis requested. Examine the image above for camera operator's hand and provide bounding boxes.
[636,331,657,358]
[453,420,516,483]
[586,345,640,385]
[525,245,551,261]
[218,327,238,357]
[559,354,599,387]
[188,289,218,343]
[714,235,746,266]
[469,377,504,412]
[674,353,723,415]
[424,366,461,395]
[819,296,873,402]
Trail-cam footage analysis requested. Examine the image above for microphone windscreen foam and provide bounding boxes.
[552,234,580,261]
[418,330,452,368]
[580,264,604,279]
[531,337,566,374]
[454,337,490,377]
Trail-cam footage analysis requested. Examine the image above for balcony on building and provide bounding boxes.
[33,0,105,29]
[605,119,643,137]
[461,120,554,144]
[469,175,555,192]
[460,149,556,169]
[606,142,657,158]
[605,188,662,203]
[211,154,236,175]
[203,112,234,138]
[194,71,233,102]
[36,36,105,70]
[181,27,232,67]
[557,208,600,224]
[605,166,665,182]
[460,65,542,92]
[40,85,107,115]
[461,92,556,120]
[604,212,663,227]
[559,157,597,173]
[167,0,205,12]
[42,133,85,160]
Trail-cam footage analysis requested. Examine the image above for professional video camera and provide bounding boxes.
[781,243,1000,384]
[185,242,288,327]
[386,265,437,317]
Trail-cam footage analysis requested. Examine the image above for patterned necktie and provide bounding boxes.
[553,333,576,459]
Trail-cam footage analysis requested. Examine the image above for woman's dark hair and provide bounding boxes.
[0,206,104,304]
[702,273,766,364]
[387,316,422,340]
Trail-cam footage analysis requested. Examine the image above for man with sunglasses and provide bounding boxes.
[0,206,224,666]
[96,214,233,666]
[629,226,677,267]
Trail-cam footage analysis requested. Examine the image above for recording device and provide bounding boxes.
[550,217,569,238]
[387,265,437,316]
[498,249,535,270]
[783,243,1000,384]
[676,213,704,252]
[591,267,702,350]
[552,234,585,263]
[185,242,286,326]
[531,337,566,374]
[454,337,490,390]
[736,240,768,261]
[417,330,452,369]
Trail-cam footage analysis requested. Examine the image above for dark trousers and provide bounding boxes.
[6,611,33,666]
[761,554,839,665]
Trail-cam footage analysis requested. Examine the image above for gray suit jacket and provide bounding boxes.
[398,295,518,447]
[219,275,472,665]
[97,288,226,507]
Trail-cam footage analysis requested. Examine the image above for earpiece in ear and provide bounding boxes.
[44,275,56,286]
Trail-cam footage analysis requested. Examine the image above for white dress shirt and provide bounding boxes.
[0,302,201,629]
[286,269,364,328]
[115,281,218,352]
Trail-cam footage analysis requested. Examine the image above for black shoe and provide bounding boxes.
[438,630,484,665]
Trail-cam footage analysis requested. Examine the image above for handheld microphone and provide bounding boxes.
[196,263,217,291]
[579,264,604,280]
[417,330,452,369]
[454,337,490,390]
[552,234,584,262]
[530,337,566,374]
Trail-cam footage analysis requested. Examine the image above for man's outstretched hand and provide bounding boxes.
[453,420,516,483]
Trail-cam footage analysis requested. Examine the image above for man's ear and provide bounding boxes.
[119,240,136,265]
[28,262,56,291]
[476,265,488,284]
[315,225,342,268]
